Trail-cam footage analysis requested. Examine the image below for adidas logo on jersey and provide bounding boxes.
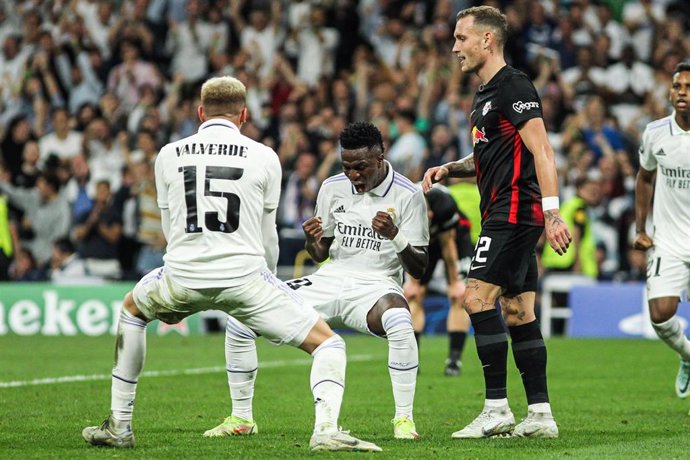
[334,205,346,213]
[656,149,666,156]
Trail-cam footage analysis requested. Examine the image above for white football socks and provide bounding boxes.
[383,308,418,420]
[111,308,147,431]
[652,316,690,361]
[225,316,259,422]
[310,334,346,435]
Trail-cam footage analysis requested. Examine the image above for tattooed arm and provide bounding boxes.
[421,154,475,192]
[519,118,572,255]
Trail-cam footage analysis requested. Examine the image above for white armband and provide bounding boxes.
[541,196,560,211]
[391,231,409,253]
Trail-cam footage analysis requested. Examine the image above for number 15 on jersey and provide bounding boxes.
[179,165,244,233]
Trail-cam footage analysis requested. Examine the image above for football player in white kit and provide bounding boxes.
[634,62,690,399]
[205,122,430,440]
[82,77,380,452]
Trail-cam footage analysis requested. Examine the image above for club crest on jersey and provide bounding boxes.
[471,126,489,145]
[387,208,397,221]
[482,101,492,116]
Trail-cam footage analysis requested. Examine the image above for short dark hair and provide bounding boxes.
[53,237,75,255]
[39,172,62,193]
[339,122,384,154]
[673,62,690,77]
[456,6,508,48]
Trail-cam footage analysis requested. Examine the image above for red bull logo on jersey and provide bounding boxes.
[472,126,489,145]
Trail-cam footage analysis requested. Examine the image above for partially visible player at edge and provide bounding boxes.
[404,184,473,376]
[81,76,381,452]
[205,122,430,440]
[423,6,572,439]
[633,62,690,400]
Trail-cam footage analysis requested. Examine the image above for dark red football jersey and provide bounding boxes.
[470,65,545,227]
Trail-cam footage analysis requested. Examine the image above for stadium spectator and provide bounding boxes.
[284,6,339,87]
[165,0,214,85]
[231,0,285,79]
[38,107,83,165]
[578,95,627,163]
[542,174,602,278]
[0,171,70,266]
[593,3,629,61]
[561,46,607,111]
[278,151,319,231]
[387,108,427,181]
[49,237,93,284]
[633,62,690,400]
[72,179,123,279]
[106,39,161,112]
[605,45,655,130]
[8,246,45,281]
[423,5,571,439]
[81,76,380,452]
[622,0,665,62]
[1,116,36,184]
[14,139,40,189]
[132,158,164,277]
[82,117,127,192]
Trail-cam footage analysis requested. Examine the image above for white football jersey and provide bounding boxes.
[155,119,281,288]
[316,161,429,286]
[639,113,690,260]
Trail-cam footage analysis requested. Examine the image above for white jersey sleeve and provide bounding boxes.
[155,150,169,209]
[398,188,430,246]
[639,124,657,172]
[264,151,281,212]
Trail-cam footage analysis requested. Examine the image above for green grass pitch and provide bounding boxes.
[1,333,689,459]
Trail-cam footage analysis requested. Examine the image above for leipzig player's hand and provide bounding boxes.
[372,211,398,240]
[422,165,449,193]
[302,217,324,243]
[544,209,572,255]
[632,232,653,251]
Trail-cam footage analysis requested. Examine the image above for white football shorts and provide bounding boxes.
[286,269,404,335]
[646,247,690,300]
[132,266,319,346]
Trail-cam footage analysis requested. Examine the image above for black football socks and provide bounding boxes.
[470,310,508,399]
[509,320,549,404]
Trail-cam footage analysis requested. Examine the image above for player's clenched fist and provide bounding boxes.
[372,211,398,240]
[422,165,449,193]
[302,217,324,242]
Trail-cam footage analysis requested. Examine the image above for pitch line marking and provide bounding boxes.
[0,354,380,389]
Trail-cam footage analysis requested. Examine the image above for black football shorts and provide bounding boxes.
[467,222,543,295]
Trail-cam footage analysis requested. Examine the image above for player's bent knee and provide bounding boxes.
[300,319,335,354]
[649,297,680,324]
[123,292,148,321]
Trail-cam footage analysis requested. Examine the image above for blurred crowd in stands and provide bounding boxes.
[0,0,688,284]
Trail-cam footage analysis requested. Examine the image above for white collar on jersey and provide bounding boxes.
[355,160,395,197]
[198,118,240,133]
[670,113,690,136]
